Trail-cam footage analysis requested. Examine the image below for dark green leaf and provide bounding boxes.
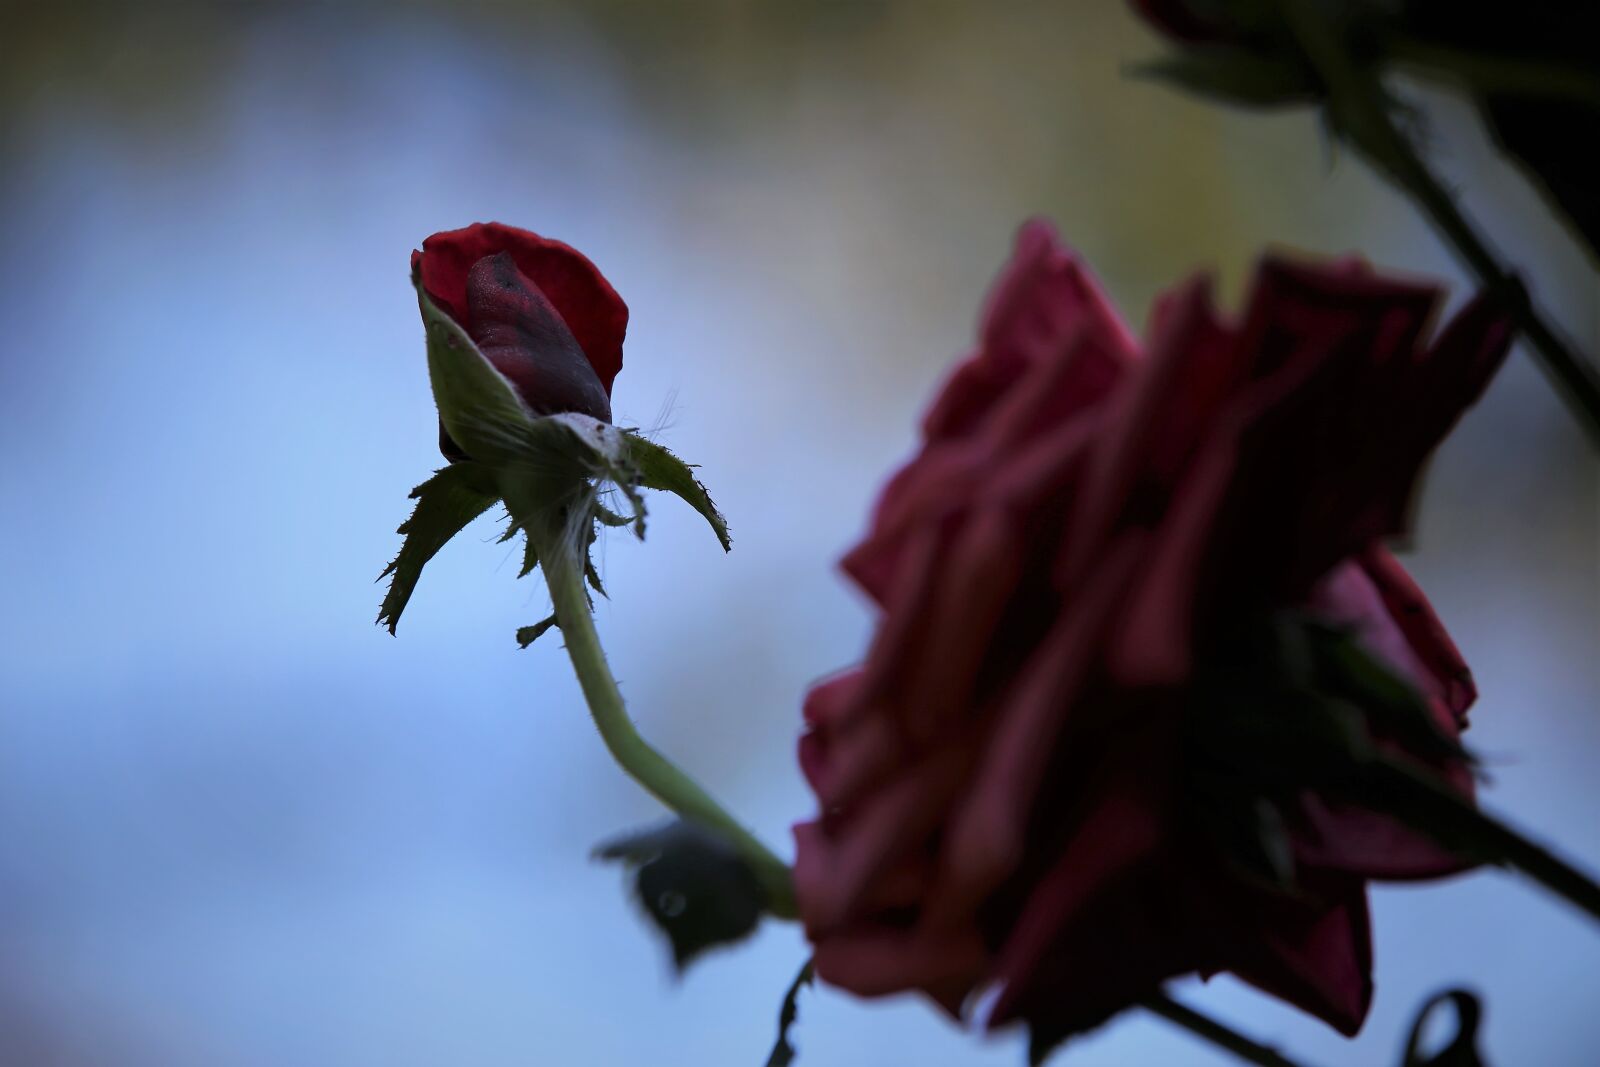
[377,463,500,634]
[516,614,559,649]
[1131,47,1320,110]
[596,819,767,971]
[1402,989,1485,1066]
[622,431,731,552]
[765,958,816,1067]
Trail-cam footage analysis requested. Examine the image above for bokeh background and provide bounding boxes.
[2,3,1596,1065]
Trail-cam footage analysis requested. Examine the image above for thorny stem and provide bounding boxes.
[1280,0,1600,448]
[538,530,798,918]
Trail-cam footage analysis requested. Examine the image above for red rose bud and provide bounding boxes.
[792,220,1511,1048]
[412,222,628,460]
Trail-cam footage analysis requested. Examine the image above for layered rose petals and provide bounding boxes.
[793,220,1511,1042]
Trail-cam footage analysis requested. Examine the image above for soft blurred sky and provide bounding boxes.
[1,4,1596,1065]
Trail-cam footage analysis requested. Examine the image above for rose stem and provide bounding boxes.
[1371,756,1600,924]
[538,532,798,919]
[1281,0,1600,449]
[1139,993,1314,1067]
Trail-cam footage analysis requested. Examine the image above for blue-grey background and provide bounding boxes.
[1,4,1595,1064]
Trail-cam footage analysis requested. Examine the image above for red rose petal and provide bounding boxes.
[413,221,627,395]
[1224,876,1374,1037]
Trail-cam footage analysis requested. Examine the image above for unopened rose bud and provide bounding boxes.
[411,222,627,461]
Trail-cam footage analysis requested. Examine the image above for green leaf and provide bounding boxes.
[1402,989,1485,1066]
[377,462,500,634]
[622,431,731,552]
[1131,47,1320,110]
[595,819,767,971]
[516,614,559,648]
[765,958,816,1067]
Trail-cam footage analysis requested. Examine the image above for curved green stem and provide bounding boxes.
[1140,993,1315,1067]
[538,531,798,918]
[1280,0,1600,448]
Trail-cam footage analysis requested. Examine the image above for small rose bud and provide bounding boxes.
[411,222,628,461]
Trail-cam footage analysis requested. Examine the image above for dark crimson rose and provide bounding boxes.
[412,222,628,459]
[793,221,1511,1042]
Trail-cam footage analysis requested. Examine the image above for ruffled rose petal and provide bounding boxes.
[986,727,1187,1031]
[795,745,974,933]
[923,219,1133,443]
[1359,546,1477,721]
[1223,875,1374,1037]
[811,922,989,1002]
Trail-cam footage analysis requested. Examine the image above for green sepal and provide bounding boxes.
[377,462,501,634]
[595,819,768,972]
[416,281,540,467]
[622,430,732,552]
[516,614,560,649]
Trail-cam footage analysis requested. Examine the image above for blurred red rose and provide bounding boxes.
[793,220,1511,1043]
[412,222,628,458]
